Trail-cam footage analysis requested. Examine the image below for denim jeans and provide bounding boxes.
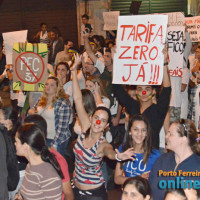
[57,139,69,158]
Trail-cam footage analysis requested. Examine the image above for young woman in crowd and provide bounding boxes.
[113,49,171,150]
[14,123,63,200]
[24,114,74,200]
[121,177,151,200]
[28,76,72,157]
[114,115,161,185]
[73,89,96,135]
[149,119,200,199]
[54,61,74,131]
[71,54,135,200]
[85,75,110,108]
[55,61,73,105]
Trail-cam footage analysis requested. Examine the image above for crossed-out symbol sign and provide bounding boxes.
[15,52,45,84]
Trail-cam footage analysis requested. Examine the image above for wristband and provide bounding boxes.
[115,154,122,161]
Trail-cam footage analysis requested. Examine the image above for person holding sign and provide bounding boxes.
[113,52,171,150]
[28,76,72,158]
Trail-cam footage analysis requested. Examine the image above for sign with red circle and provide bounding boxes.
[15,52,45,84]
[13,43,48,91]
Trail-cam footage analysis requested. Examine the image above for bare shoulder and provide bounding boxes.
[98,139,112,151]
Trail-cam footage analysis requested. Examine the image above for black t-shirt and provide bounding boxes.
[114,84,171,149]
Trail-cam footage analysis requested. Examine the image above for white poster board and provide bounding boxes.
[103,11,120,30]
[113,15,168,85]
[167,26,185,77]
[2,30,28,64]
[185,16,200,42]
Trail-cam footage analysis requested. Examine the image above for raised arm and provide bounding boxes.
[162,46,171,87]
[84,33,98,64]
[113,84,140,116]
[71,54,90,132]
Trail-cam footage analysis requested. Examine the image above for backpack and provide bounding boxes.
[1,126,19,191]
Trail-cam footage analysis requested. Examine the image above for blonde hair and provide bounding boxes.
[38,76,69,107]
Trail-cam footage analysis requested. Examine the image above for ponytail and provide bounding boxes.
[41,146,64,179]
[17,124,64,179]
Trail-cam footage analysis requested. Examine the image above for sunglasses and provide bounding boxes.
[179,119,187,137]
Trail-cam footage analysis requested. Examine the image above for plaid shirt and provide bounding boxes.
[53,98,72,145]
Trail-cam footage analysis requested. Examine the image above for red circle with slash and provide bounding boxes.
[15,52,45,84]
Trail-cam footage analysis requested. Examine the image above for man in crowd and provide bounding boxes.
[55,39,74,66]
[48,28,64,66]
[80,14,92,53]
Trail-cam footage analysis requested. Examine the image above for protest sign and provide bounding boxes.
[185,16,200,42]
[2,30,28,64]
[167,26,184,77]
[155,12,185,26]
[103,11,120,30]
[113,15,168,85]
[13,43,48,91]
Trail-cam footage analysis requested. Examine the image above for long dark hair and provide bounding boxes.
[55,62,71,83]
[122,114,152,164]
[17,124,64,179]
[85,106,111,138]
[81,89,96,117]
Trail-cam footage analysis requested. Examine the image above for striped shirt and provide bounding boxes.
[20,162,62,200]
[73,133,105,186]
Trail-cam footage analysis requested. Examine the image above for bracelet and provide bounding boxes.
[115,154,122,162]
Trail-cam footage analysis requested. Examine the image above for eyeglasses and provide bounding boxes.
[179,119,187,137]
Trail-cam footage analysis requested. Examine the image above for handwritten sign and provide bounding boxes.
[167,26,184,77]
[155,12,185,26]
[2,30,28,64]
[103,11,120,30]
[113,15,168,85]
[13,43,48,91]
[185,16,200,42]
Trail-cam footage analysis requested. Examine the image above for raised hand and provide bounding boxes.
[71,53,82,71]
[115,148,135,161]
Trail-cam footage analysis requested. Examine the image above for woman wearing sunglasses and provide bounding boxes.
[149,119,200,200]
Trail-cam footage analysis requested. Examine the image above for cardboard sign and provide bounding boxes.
[13,43,48,91]
[185,16,200,42]
[113,15,168,85]
[155,12,185,26]
[2,30,28,64]
[103,11,120,30]
[167,26,184,77]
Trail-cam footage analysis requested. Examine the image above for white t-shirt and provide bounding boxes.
[63,81,73,124]
[169,76,182,107]
[181,68,190,118]
[37,106,56,140]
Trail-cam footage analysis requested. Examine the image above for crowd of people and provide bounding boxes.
[0,13,200,200]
